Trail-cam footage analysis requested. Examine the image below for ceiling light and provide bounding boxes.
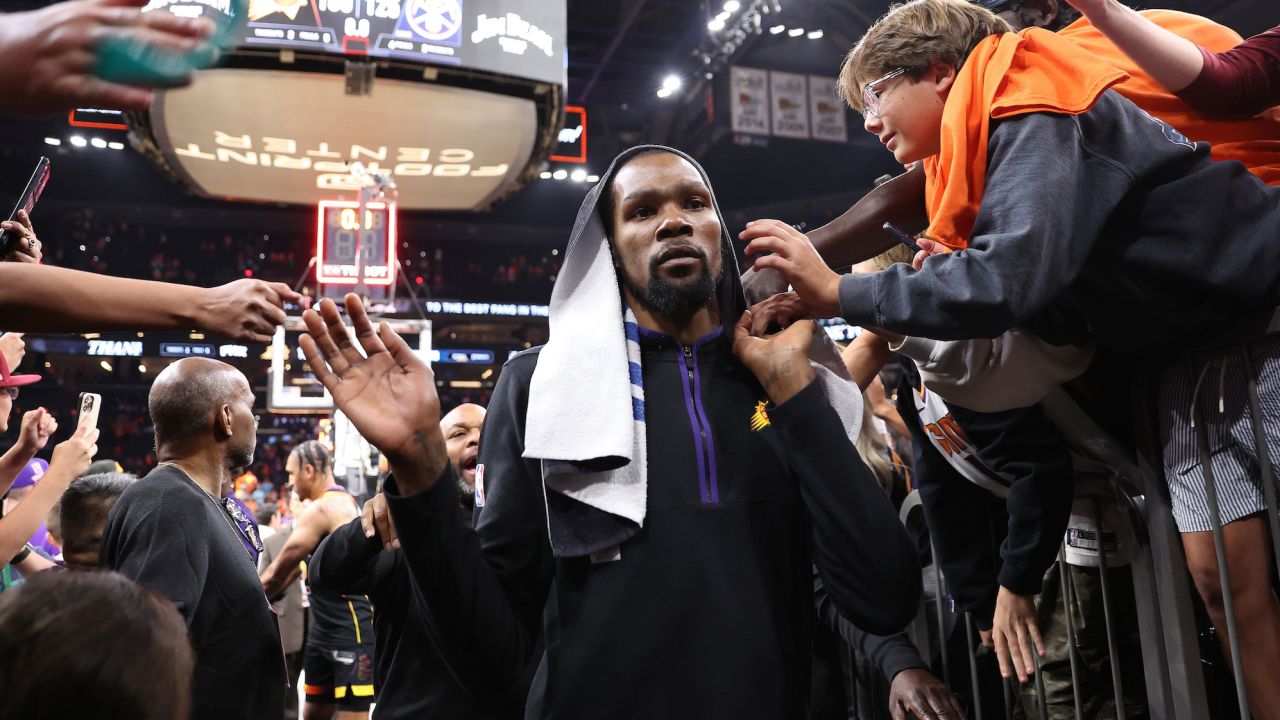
[44,137,60,146]
[656,87,673,99]
[100,361,112,372]
[552,169,568,180]
[540,171,552,179]
[138,364,147,374]
[769,24,785,34]
[788,27,804,37]
[724,0,740,11]
[570,169,588,182]
[661,75,682,92]
[587,175,600,183]
[69,136,87,148]
[108,141,124,150]
[707,17,726,31]
[90,137,106,148]
[807,29,823,39]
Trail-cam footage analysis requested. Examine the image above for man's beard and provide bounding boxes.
[454,465,475,509]
[620,247,719,322]
[230,443,255,471]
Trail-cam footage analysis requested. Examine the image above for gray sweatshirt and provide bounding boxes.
[839,90,1280,352]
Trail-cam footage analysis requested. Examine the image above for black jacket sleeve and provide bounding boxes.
[897,373,1004,628]
[949,404,1074,597]
[813,569,927,682]
[384,354,552,697]
[309,517,382,597]
[772,378,922,635]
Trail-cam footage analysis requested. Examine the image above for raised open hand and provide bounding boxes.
[299,294,447,493]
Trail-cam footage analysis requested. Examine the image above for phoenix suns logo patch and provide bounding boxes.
[750,400,771,431]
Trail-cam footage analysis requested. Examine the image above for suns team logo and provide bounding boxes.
[750,400,771,432]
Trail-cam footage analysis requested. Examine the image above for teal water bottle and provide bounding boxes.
[93,0,247,87]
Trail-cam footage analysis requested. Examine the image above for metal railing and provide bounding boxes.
[841,372,1279,720]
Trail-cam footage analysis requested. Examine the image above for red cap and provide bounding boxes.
[0,353,41,388]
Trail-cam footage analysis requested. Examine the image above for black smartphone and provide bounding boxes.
[0,157,51,255]
[882,222,922,254]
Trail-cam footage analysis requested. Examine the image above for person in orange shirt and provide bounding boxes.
[743,1,1280,718]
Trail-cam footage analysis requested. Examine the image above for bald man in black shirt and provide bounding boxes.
[101,358,285,720]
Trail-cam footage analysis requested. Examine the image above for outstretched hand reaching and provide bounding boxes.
[299,294,448,494]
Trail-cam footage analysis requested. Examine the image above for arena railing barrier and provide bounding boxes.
[839,372,1280,719]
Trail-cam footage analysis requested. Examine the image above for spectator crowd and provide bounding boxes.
[0,1,1278,719]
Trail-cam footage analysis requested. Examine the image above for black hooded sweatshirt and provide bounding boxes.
[383,146,921,719]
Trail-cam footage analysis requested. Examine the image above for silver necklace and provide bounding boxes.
[157,461,261,565]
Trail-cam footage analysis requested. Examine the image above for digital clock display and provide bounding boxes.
[316,200,397,286]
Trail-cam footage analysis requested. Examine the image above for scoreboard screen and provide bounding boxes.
[144,0,565,86]
[316,200,397,286]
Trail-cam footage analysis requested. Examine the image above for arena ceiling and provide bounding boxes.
[0,0,1274,235]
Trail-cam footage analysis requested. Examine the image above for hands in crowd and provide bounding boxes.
[0,333,25,372]
[1,211,42,264]
[986,586,1046,684]
[299,294,447,493]
[196,279,301,344]
[0,0,215,116]
[739,218,953,333]
[888,668,967,720]
[0,205,301,344]
[361,493,397,550]
[49,422,99,481]
[15,409,57,458]
[741,219,842,320]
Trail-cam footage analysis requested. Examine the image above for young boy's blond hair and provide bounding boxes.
[837,0,1012,113]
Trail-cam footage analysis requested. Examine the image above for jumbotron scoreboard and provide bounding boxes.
[133,0,566,211]
[227,0,561,84]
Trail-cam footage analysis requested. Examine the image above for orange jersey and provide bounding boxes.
[1061,10,1280,186]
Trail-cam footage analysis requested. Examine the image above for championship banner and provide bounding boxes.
[730,66,770,135]
[769,71,810,139]
[808,75,848,143]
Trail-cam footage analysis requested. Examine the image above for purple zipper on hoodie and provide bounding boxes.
[676,329,721,504]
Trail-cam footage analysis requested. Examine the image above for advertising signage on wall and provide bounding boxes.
[143,0,566,86]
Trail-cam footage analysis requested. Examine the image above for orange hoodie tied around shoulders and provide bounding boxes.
[922,27,1127,251]
[923,11,1280,251]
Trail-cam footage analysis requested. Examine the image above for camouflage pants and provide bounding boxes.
[1012,563,1148,720]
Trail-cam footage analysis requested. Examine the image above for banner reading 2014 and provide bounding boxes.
[730,66,770,135]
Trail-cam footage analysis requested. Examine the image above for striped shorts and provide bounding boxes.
[1157,335,1280,533]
